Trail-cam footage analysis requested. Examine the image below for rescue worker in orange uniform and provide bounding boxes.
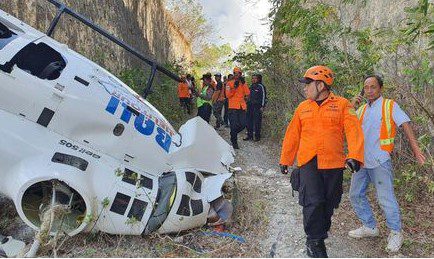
[279,65,364,258]
[226,67,250,149]
[178,74,191,114]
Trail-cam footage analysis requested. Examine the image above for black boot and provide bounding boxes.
[243,136,253,141]
[231,140,239,149]
[306,239,328,258]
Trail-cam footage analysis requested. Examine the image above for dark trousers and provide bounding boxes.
[223,99,229,125]
[197,103,212,123]
[179,98,191,114]
[246,103,262,139]
[213,101,224,127]
[299,157,343,241]
[228,109,246,144]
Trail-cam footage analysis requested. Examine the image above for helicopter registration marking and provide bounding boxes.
[59,140,101,159]
[105,96,172,153]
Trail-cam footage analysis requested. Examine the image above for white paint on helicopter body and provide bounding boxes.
[0,8,234,237]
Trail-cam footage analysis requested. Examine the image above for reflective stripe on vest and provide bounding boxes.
[197,86,212,108]
[356,99,396,153]
[356,104,367,120]
[380,99,396,152]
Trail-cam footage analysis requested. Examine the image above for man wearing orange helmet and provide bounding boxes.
[279,65,364,258]
[225,67,250,149]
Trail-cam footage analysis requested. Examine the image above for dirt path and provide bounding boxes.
[217,127,391,258]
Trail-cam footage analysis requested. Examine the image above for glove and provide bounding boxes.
[346,159,361,173]
[280,164,289,175]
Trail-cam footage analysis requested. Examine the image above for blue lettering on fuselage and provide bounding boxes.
[134,114,155,136]
[155,127,172,153]
[105,96,171,152]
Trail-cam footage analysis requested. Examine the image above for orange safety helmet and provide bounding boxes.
[233,67,242,74]
[299,65,334,86]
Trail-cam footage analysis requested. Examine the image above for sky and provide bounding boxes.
[198,0,273,50]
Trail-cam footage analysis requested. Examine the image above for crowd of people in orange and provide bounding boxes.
[177,67,267,149]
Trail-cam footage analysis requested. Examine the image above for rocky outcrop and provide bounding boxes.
[0,0,192,73]
[273,0,418,43]
[322,0,415,31]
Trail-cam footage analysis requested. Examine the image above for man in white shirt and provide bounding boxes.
[349,75,426,253]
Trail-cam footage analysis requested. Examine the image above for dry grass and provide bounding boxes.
[335,177,434,258]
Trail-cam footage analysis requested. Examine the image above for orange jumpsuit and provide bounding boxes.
[225,79,250,110]
[280,92,364,169]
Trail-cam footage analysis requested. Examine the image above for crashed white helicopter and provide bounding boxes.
[0,0,235,244]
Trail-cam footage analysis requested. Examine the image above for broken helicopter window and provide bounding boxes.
[143,172,177,235]
[0,42,66,80]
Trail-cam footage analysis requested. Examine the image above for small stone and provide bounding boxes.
[174,236,184,243]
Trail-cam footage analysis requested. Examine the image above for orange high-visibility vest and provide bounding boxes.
[356,98,397,153]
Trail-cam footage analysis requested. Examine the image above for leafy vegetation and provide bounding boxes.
[165,0,213,53]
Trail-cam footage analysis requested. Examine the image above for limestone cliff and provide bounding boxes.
[273,0,418,45]
[320,0,415,31]
[0,0,192,73]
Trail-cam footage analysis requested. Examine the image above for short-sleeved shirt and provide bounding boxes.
[362,96,410,168]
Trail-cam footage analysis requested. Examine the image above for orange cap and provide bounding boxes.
[299,65,334,86]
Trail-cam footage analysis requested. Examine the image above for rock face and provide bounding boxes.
[273,0,417,44]
[0,0,192,73]
[322,0,415,30]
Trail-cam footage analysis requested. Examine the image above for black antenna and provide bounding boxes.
[45,0,181,99]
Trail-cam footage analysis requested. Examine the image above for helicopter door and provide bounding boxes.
[97,166,158,235]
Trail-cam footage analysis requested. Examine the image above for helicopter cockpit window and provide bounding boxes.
[143,172,176,235]
[0,22,18,50]
[0,42,66,80]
